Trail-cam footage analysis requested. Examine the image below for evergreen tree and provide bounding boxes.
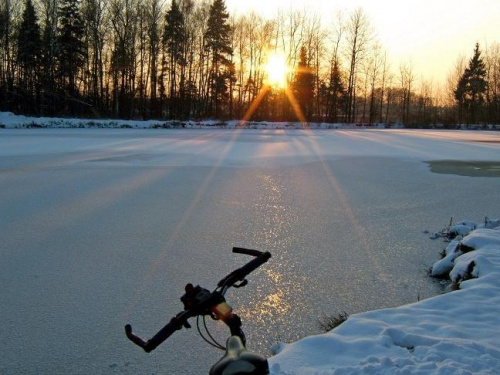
[293,46,315,121]
[147,0,162,118]
[0,10,5,42]
[17,0,42,110]
[326,59,346,122]
[204,0,232,118]
[57,0,86,97]
[40,0,59,115]
[454,43,488,124]
[164,0,186,118]
[1,0,14,94]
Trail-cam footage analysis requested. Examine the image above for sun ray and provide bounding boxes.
[284,87,309,127]
[239,84,270,125]
[127,130,247,315]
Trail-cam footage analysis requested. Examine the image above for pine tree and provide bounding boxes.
[326,59,345,122]
[17,0,42,109]
[57,0,86,97]
[40,0,59,115]
[454,43,488,124]
[204,0,232,118]
[146,0,162,118]
[164,0,186,118]
[1,0,14,94]
[293,46,315,121]
[0,10,5,42]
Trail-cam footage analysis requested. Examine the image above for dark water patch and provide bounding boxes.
[427,160,500,177]
[470,140,500,144]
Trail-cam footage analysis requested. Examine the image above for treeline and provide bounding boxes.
[1,0,500,125]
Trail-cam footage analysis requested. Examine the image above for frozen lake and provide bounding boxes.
[1,129,500,374]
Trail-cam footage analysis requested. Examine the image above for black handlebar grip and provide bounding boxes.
[232,247,264,257]
[236,251,271,280]
[125,317,183,353]
[147,318,183,352]
[125,324,151,352]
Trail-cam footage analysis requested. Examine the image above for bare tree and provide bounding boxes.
[378,51,390,123]
[191,0,209,117]
[344,7,372,123]
[0,0,20,94]
[417,79,434,125]
[323,10,345,122]
[303,13,326,120]
[39,0,59,113]
[399,60,416,124]
[446,55,466,107]
[367,43,384,124]
[145,0,162,118]
[82,0,108,112]
[484,43,500,123]
[109,0,138,118]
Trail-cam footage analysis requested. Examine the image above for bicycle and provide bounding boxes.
[125,247,272,374]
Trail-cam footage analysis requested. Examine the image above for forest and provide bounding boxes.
[1,0,500,126]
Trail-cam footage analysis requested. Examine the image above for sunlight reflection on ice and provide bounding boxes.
[231,173,312,350]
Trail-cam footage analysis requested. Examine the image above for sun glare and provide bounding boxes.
[264,52,288,88]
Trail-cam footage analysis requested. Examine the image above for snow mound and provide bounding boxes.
[0,111,353,130]
[0,111,389,130]
[269,218,500,374]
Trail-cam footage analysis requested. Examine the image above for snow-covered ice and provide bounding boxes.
[1,113,500,374]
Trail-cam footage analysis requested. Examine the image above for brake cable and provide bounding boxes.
[196,315,226,350]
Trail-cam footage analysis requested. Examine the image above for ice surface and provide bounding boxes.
[1,120,500,374]
[270,224,500,375]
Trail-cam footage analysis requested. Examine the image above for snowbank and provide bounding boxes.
[0,111,382,130]
[269,219,500,374]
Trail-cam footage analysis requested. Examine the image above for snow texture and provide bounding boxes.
[270,220,500,374]
[0,111,368,130]
[2,112,500,374]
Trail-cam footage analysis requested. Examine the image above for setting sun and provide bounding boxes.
[264,52,289,88]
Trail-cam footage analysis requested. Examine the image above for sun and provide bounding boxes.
[264,52,289,88]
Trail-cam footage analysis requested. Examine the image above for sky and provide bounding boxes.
[226,0,500,86]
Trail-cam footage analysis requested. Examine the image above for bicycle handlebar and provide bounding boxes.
[232,247,265,257]
[217,248,271,290]
[125,313,188,352]
[125,247,271,353]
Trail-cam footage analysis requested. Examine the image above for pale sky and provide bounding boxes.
[226,0,500,86]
